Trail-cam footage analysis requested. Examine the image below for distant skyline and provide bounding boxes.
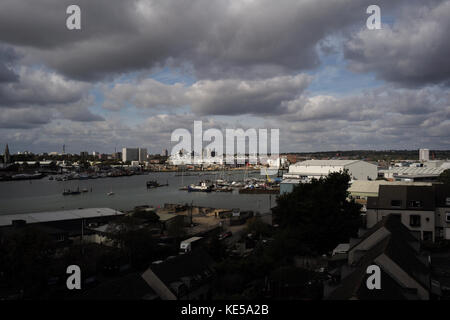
[0,0,449,154]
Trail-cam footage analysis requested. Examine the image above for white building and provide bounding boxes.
[419,149,430,162]
[365,184,450,242]
[167,153,224,165]
[287,160,377,181]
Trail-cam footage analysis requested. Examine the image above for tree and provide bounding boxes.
[133,209,160,224]
[244,217,272,239]
[106,216,158,269]
[439,169,450,185]
[0,226,55,297]
[206,236,227,261]
[272,171,362,255]
[167,218,186,238]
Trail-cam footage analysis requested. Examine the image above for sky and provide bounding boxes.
[0,0,449,154]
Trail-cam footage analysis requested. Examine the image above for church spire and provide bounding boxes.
[4,144,10,164]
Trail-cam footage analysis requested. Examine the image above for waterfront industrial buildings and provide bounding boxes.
[286,159,378,181]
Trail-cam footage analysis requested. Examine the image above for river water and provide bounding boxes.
[0,171,278,215]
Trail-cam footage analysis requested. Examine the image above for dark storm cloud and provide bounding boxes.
[0,0,137,49]
[186,74,311,115]
[0,68,89,107]
[282,86,449,123]
[0,0,419,81]
[102,74,311,115]
[344,0,450,87]
[0,0,449,152]
[0,45,19,83]
[0,49,102,127]
[0,108,51,129]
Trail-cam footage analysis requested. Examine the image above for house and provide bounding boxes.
[348,180,432,203]
[325,215,431,300]
[141,248,214,300]
[366,184,450,242]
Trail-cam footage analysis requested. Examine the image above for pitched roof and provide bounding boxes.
[349,215,419,251]
[328,233,427,300]
[149,248,214,286]
[0,208,125,227]
[79,273,157,300]
[328,215,429,300]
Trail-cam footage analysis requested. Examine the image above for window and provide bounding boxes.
[410,215,421,227]
[446,212,450,223]
[408,200,423,208]
[446,197,450,206]
[391,200,402,207]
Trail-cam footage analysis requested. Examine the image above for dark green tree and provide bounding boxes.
[0,226,55,297]
[107,216,158,269]
[272,171,362,255]
[132,209,160,224]
[439,169,450,185]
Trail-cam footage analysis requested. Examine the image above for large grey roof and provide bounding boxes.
[0,208,124,227]
[292,159,361,166]
[380,166,446,175]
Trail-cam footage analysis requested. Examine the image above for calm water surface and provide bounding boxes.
[0,171,277,215]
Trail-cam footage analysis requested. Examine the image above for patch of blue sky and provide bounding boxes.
[150,66,196,86]
[307,39,383,96]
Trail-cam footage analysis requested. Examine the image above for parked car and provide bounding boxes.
[219,231,232,240]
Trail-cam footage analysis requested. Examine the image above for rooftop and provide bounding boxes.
[292,160,361,167]
[380,166,446,175]
[0,208,124,227]
[348,180,433,194]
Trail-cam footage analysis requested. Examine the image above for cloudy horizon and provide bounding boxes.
[0,0,449,155]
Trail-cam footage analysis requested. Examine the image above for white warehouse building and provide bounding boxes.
[287,160,378,181]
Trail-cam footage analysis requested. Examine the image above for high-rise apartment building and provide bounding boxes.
[419,149,429,162]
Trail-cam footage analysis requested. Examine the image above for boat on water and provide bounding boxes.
[62,188,81,195]
[107,191,115,196]
[146,180,169,188]
[214,186,233,192]
[187,181,213,192]
[11,173,45,181]
[238,187,279,194]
